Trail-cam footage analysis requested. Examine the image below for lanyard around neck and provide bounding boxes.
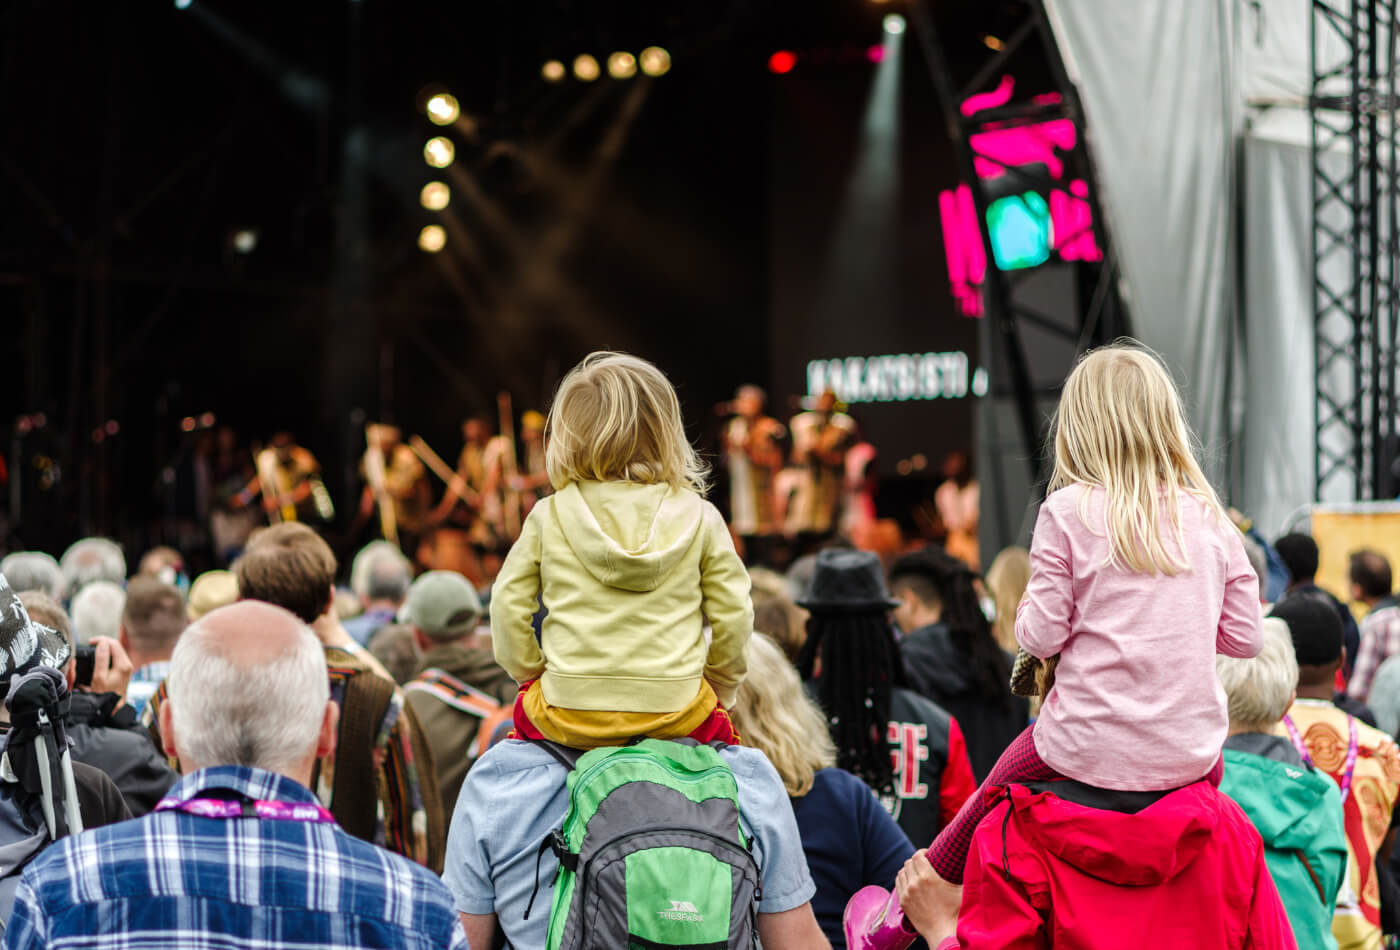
[1282,713,1359,803]
[154,794,335,824]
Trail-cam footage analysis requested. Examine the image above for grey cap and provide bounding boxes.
[402,571,482,640]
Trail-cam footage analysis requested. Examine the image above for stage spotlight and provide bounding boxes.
[424,136,455,168]
[608,51,637,79]
[573,54,601,82]
[426,92,460,126]
[174,0,192,9]
[232,229,258,254]
[883,13,906,34]
[768,50,797,74]
[982,34,1005,51]
[418,224,447,253]
[420,181,450,211]
[542,59,566,83]
[639,46,671,76]
[867,44,885,63]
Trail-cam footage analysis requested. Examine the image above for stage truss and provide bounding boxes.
[1312,0,1400,501]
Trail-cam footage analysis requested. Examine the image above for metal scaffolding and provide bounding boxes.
[1311,0,1400,500]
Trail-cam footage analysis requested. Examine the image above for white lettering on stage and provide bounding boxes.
[806,353,988,404]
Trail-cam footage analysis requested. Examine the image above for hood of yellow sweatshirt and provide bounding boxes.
[553,480,704,592]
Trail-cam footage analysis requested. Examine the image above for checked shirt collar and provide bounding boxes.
[163,764,322,810]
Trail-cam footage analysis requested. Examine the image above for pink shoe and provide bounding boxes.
[844,885,918,950]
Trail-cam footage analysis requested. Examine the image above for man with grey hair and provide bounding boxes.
[402,571,515,814]
[6,601,468,949]
[69,580,125,647]
[0,553,64,601]
[344,541,414,647]
[58,538,126,599]
[1217,618,1346,950]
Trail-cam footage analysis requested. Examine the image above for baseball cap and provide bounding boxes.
[403,571,482,638]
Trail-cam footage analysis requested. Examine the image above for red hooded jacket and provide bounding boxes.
[939,780,1297,950]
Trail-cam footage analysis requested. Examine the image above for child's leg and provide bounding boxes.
[509,680,548,741]
[926,725,1059,883]
[686,703,742,746]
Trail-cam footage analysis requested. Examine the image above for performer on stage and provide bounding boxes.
[358,423,431,557]
[785,389,855,544]
[510,410,552,517]
[722,385,785,563]
[233,432,334,527]
[441,416,511,550]
[935,449,980,570]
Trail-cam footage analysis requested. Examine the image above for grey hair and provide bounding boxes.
[1216,618,1298,732]
[0,553,65,600]
[167,612,328,774]
[349,542,412,602]
[70,581,126,647]
[59,538,126,596]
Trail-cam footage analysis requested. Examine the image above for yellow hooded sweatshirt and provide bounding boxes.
[491,480,752,713]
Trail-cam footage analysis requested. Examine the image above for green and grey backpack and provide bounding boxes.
[525,738,761,950]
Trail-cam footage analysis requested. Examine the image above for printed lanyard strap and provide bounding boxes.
[155,795,336,824]
[1282,714,1359,803]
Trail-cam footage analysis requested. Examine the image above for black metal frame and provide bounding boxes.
[909,0,1129,533]
[1311,0,1400,500]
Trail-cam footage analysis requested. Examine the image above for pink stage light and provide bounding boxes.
[866,44,885,64]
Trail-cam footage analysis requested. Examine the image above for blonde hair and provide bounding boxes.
[1048,341,1226,575]
[545,351,709,493]
[728,634,836,797]
[985,546,1030,652]
[748,567,809,662]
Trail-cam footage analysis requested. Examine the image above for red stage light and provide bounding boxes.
[867,44,885,63]
[768,51,797,74]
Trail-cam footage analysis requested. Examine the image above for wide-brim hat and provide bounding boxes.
[796,549,901,613]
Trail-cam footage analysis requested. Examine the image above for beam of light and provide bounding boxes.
[883,13,906,34]
[426,93,460,126]
[639,47,671,76]
[573,54,601,82]
[608,52,637,80]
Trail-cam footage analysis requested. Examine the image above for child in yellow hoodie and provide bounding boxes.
[491,351,753,749]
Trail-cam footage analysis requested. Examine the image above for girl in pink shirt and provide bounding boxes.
[924,342,1262,883]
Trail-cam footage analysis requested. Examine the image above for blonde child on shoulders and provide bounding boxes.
[924,341,1263,883]
[491,351,753,749]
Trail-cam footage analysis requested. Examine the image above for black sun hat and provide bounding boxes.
[796,549,901,613]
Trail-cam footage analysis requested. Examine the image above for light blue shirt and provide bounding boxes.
[442,740,816,947]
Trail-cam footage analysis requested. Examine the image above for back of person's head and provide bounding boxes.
[1349,549,1393,600]
[749,567,808,662]
[121,576,188,660]
[1274,533,1319,585]
[70,580,126,646]
[544,350,708,493]
[349,542,413,606]
[166,601,328,774]
[729,634,835,797]
[0,552,64,600]
[1269,591,1343,683]
[234,523,337,625]
[187,570,239,621]
[889,547,1010,706]
[0,585,70,689]
[984,546,1031,653]
[795,549,905,795]
[59,538,126,597]
[1216,618,1298,732]
[1048,341,1224,576]
[402,570,482,645]
[367,624,422,685]
[136,546,184,584]
[18,591,74,657]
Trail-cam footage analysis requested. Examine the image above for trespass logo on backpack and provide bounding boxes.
[658,901,703,924]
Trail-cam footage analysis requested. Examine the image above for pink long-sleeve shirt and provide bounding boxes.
[1017,483,1263,791]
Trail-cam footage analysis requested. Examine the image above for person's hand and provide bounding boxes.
[896,850,962,943]
[86,636,134,704]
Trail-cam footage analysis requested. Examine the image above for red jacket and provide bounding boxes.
[940,781,1297,950]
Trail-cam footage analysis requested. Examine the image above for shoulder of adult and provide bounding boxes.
[891,686,954,731]
[71,760,134,826]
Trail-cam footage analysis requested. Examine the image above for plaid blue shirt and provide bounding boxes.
[4,765,468,949]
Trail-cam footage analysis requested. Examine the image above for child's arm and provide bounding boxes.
[698,504,753,708]
[1216,529,1263,659]
[490,504,547,684]
[1015,503,1074,660]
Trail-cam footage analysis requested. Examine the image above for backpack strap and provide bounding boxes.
[534,740,584,771]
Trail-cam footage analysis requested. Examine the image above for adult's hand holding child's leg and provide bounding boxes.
[895,851,962,945]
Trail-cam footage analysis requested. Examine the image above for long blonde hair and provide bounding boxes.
[545,351,709,494]
[1048,342,1226,575]
[728,634,836,798]
[985,546,1030,652]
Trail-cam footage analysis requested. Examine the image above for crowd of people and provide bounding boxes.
[0,344,1395,948]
